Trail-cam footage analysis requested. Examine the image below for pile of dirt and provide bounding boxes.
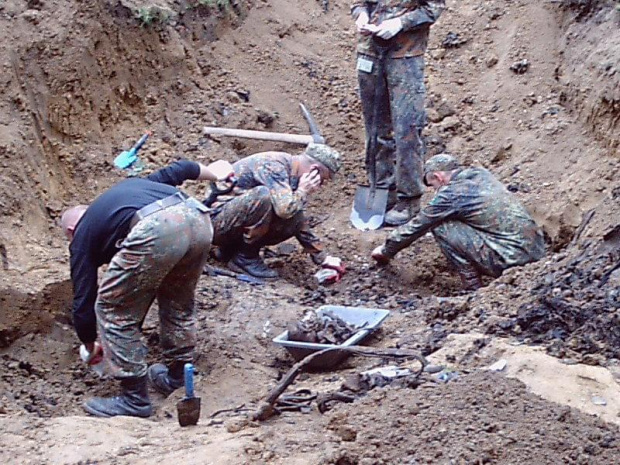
[325,371,620,465]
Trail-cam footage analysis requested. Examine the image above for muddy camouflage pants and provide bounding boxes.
[95,203,213,379]
[433,221,506,278]
[358,54,426,199]
[212,186,307,253]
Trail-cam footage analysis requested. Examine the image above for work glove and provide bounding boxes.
[375,18,403,40]
[79,342,105,377]
[371,245,392,266]
[314,255,346,285]
[207,160,235,181]
[355,11,370,34]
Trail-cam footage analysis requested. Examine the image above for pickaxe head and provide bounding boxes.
[299,102,325,144]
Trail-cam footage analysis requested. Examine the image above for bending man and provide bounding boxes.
[61,158,233,418]
[209,143,342,279]
[371,154,545,290]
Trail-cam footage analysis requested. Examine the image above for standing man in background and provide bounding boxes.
[351,0,445,225]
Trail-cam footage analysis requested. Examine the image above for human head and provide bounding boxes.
[300,143,342,182]
[423,154,461,189]
[61,205,88,241]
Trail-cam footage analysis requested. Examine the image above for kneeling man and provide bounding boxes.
[372,154,545,290]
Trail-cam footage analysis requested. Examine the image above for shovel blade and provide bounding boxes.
[350,186,389,231]
[113,150,137,169]
[177,396,201,427]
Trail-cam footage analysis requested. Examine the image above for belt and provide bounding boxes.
[130,192,208,228]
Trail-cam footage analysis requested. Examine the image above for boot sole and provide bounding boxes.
[83,401,153,418]
[83,403,112,418]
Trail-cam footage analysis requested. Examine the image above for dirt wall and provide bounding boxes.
[557,1,620,153]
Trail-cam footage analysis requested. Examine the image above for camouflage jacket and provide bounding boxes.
[351,0,445,58]
[384,167,545,267]
[215,151,322,253]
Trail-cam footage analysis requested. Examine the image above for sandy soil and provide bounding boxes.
[0,0,619,463]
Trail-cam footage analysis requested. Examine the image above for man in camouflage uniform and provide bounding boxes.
[351,0,445,225]
[208,143,342,279]
[61,158,233,418]
[371,154,545,290]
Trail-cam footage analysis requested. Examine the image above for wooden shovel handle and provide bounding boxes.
[203,127,314,145]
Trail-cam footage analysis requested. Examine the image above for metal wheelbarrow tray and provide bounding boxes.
[273,305,390,370]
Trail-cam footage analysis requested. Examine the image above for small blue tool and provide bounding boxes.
[177,363,201,426]
[113,131,152,169]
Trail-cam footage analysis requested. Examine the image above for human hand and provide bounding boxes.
[371,245,391,266]
[361,23,380,36]
[298,169,322,196]
[374,17,403,40]
[322,255,346,275]
[207,160,235,181]
[80,342,103,366]
[355,11,371,34]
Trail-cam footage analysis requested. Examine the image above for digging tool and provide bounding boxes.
[203,175,238,208]
[350,38,393,231]
[177,363,201,427]
[114,131,152,169]
[299,102,325,144]
[203,102,325,145]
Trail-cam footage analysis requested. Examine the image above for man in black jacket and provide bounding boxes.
[61,158,233,418]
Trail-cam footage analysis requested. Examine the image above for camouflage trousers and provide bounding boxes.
[358,54,426,199]
[96,202,213,379]
[433,221,506,278]
[211,186,310,254]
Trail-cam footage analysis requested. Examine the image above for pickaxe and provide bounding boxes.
[203,103,325,145]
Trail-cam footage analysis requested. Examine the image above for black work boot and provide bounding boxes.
[384,197,421,226]
[83,376,152,418]
[148,362,184,397]
[229,248,279,279]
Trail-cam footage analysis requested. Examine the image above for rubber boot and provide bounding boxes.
[83,376,152,418]
[384,197,421,226]
[456,265,483,291]
[148,362,185,397]
[229,247,279,279]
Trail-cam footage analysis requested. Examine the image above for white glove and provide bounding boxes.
[80,342,105,377]
[355,11,370,33]
[322,256,345,274]
[206,160,235,181]
[375,18,403,40]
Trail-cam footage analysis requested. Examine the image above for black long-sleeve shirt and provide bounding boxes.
[69,160,200,343]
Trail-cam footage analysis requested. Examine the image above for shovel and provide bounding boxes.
[113,131,152,169]
[351,39,392,231]
[177,363,201,427]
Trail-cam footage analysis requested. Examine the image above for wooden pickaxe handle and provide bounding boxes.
[203,127,322,145]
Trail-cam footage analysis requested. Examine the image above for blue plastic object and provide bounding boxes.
[114,132,151,169]
[184,363,195,398]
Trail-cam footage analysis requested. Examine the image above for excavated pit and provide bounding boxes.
[1,0,620,463]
